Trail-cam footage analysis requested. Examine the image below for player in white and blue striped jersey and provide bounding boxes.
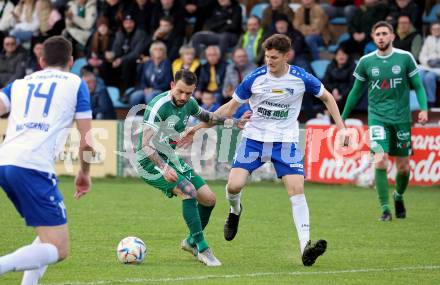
[0,36,93,284]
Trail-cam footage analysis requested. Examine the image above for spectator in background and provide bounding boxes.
[236,15,264,66]
[419,21,440,107]
[201,91,220,112]
[150,0,186,38]
[151,16,183,61]
[321,0,357,23]
[293,0,330,61]
[0,36,26,87]
[106,12,146,96]
[190,0,242,58]
[341,0,388,56]
[393,14,422,60]
[387,0,422,32]
[195,45,227,104]
[171,45,200,77]
[25,41,43,74]
[64,0,97,56]
[182,0,216,33]
[222,47,255,101]
[99,0,125,34]
[0,0,15,49]
[261,0,294,34]
[86,16,113,83]
[35,0,64,41]
[272,14,312,73]
[322,47,356,112]
[124,0,154,33]
[9,0,39,44]
[129,41,172,106]
[82,70,116,119]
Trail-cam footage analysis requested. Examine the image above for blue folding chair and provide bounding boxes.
[423,3,440,24]
[328,32,350,53]
[250,3,268,18]
[311,59,330,80]
[70,57,87,76]
[107,86,129,108]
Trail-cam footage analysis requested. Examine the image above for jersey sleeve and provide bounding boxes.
[232,73,254,103]
[406,53,419,78]
[143,102,164,131]
[0,83,13,112]
[303,72,324,97]
[189,97,202,116]
[75,80,93,119]
[353,59,367,82]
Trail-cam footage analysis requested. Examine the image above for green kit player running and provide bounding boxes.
[342,21,428,221]
[136,70,248,266]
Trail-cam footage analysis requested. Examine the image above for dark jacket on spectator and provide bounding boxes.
[138,58,172,91]
[261,3,294,33]
[203,1,242,35]
[0,46,26,87]
[112,28,147,64]
[124,1,154,33]
[197,60,228,94]
[349,3,388,39]
[388,0,422,31]
[322,59,356,104]
[99,0,125,33]
[150,1,186,37]
[393,26,422,60]
[91,77,116,119]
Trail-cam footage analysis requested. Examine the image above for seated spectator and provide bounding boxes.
[387,0,422,32]
[195,45,227,104]
[129,41,172,106]
[393,14,422,60]
[9,0,39,44]
[150,0,186,38]
[105,12,147,95]
[322,47,356,111]
[64,0,97,56]
[191,0,242,57]
[0,36,26,87]
[99,0,125,34]
[222,47,255,101]
[171,45,200,77]
[86,16,114,82]
[151,16,183,61]
[201,91,220,112]
[35,0,64,40]
[293,0,330,61]
[25,41,43,74]
[419,21,440,107]
[82,70,116,119]
[182,0,216,34]
[0,0,15,49]
[236,16,264,66]
[261,0,294,34]
[124,0,154,33]
[341,0,388,56]
[321,0,356,23]
[271,14,312,73]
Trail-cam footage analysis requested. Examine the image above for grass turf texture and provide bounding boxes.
[1,177,439,284]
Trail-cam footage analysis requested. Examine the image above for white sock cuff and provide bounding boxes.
[225,185,241,200]
[290,194,306,206]
[42,243,60,263]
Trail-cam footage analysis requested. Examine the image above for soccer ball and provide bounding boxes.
[116,236,147,264]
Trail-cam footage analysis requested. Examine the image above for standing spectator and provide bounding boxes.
[129,41,172,106]
[86,16,114,82]
[171,45,200,77]
[387,0,422,32]
[124,0,154,33]
[9,0,39,44]
[0,36,26,87]
[150,0,186,38]
[222,47,255,101]
[261,0,294,34]
[105,12,147,95]
[321,0,357,23]
[236,15,264,66]
[151,16,183,61]
[64,0,97,56]
[0,0,15,49]
[82,70,116,119]
[195,45,227,104]
[293,0,330,61]
[393,14,422,60]
[190,0,242,57]
[341,0,388,56]
[419,21,440,107]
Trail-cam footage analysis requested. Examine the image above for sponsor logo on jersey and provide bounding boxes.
[397,130,410,141]
[257,107,289,119]
[392,65,401,74]
[369,125,385,140]
[271,89,284,94]
[290,163,303,168]
[371,78,402,90]
[286,88,295,96]
[372,67,380,76]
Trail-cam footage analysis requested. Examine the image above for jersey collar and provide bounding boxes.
[375,48,395,59]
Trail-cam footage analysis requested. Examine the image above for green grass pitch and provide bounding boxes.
[1,177,439,284]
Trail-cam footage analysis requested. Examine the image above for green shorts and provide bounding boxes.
[368,119,412,157]
[138,156,206,198]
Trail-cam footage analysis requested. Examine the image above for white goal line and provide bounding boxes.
[42,264,440,285]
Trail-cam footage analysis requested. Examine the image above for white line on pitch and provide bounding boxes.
[41,265,440,285]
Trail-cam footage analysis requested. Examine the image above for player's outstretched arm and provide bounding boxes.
[319,89,346,130]
[75,118,93,200]
[341,79,364,120]
[409,73,429,124]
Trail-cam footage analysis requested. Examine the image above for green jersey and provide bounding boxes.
[353,48,418,123]
[136,91,202,162]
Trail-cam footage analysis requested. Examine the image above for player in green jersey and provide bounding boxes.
[136,69,248,266]
[342,21,428,221]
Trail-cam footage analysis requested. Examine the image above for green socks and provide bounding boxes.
[375,169,390,213]
[187,204,214,247]
[182,199,208,252]
[395,172,409,201]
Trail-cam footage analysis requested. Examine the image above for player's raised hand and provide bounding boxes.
[418,110,428,125]
[163,166,178,182]
[237,111,252,129]
[74,170,91,200]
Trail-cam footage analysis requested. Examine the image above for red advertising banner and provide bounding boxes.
[305,125,440,186]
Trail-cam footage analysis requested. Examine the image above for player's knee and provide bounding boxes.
[50,241,69,261]
[226,183,242,194]
[287,185,304,196]
[397,163,410,174]
[204,192,216,206]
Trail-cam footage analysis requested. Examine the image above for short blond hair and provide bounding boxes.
[149,41,167,55]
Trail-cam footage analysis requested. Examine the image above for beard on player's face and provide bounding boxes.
[376,41,391,51]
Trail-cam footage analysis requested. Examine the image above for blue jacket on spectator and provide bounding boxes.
[139,59,172,91]
[197,60,228,95]
[91,78,116,119]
